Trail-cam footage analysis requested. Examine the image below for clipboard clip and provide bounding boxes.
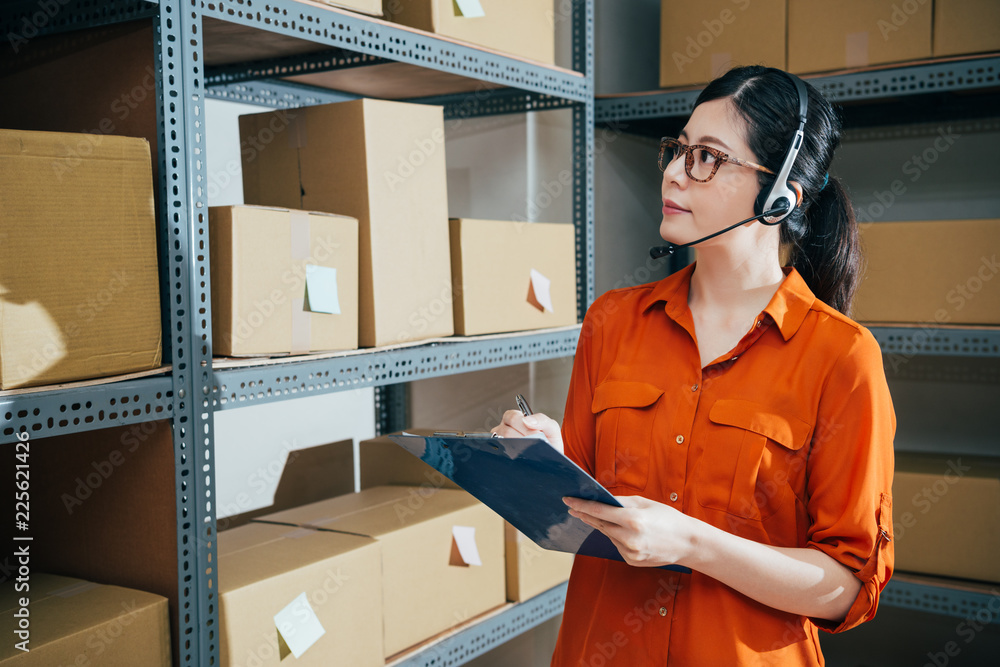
[432,430,500,439]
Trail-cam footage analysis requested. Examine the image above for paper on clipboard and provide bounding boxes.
[387,433,690,573]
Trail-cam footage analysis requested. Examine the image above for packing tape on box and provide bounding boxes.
[282,527,316,540]
[52,581,100,598]
[290,210,312,355]
[845,32,869,68]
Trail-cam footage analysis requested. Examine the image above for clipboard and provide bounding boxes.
[387,432,691,573]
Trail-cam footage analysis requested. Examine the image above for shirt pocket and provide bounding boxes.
[591,381,664,491]
[698,399,813,521]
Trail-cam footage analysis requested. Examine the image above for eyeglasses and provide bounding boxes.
[658,137,775,183]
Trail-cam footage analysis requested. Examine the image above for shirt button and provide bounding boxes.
[691,383,699,391]
[659,607,668,616]
[756,320,762,327]
[675,435,684,444]
[730,356,738,362]
[669,492,678,502]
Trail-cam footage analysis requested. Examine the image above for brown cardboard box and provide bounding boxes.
[0,574,171,666]
[853,219,1000,325]
[893,452,1000,583]
[788,0,932,74]
[255,486,506,657]
[0,129,161,389]
[27,421,180,661]
[322,0,382,17]
[239,99,454,347]
[209,205,359,356]
[504,522,574,602]
[933,0,1000,57]
[382,0,555,65]
[450,219,578,335]
[659,0,785,88]
[217,523,383,666]
[359,434,573,603]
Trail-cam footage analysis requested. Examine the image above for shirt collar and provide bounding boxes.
[639,262,816,342]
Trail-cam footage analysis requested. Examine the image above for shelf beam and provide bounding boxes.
[870,326,1000,359]
[882,576,1000,624]
[212,327,581,410]
[0,376,174,445]
[390,583,567,667]
[198,0,590,102]
[596,56,1000,123]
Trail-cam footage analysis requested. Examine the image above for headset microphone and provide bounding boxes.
[649,203,791,259]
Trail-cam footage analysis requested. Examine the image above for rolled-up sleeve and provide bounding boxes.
[804,325,896,633]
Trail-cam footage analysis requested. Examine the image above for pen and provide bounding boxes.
[515,393,533,417]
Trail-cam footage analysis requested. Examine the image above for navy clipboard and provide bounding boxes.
[387,433,690,573]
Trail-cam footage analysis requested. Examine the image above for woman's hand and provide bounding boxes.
[564,495,697,568]
[490,410,564,454]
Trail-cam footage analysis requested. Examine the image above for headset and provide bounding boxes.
[650,70,810,259]
[756,70,810,226]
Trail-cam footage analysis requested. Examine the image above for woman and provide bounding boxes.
[492,66,895,665]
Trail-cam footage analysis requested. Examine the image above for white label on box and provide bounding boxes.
[452,525,482,566]
[304,265,341,314]
[274,593,326,659]
[453,0,485,18]
[529,269,554,313]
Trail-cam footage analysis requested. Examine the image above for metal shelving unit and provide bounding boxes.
[595,53,1000,629]
[1,0,594,664]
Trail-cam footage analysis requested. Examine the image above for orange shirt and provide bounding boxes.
[551,263,895,667]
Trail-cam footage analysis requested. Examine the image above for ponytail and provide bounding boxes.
[786,176,863,315]
[694,65,863,315]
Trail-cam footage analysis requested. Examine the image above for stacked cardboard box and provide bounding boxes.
[0,574,171,666]
[0,129,161,389]
[449,219,578,335]
[382,0,555,65]
[360,434,574,603]
[853,220,1000,325]
[893,452,1000,583]
[255,485,506,657]
[239,99,454,348]
[217,523,384,666]
[209,205,360,356]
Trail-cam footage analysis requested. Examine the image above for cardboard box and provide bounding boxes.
[450,219,577,335]
[893,452,1000,583]
[209,205,359,356]
[788,0,931,74]
[382,0,555,65]
[255,485,506,657]
[217,523,383,666]
[0,573,171,666]
[360,434,572,603]
[933,0,1000,57]
[853,219,1000,325]
[659,0,785,88]
[0,129,161,389]
[239,99,454,347]
[321,0,382,17]
[504,522,574,602]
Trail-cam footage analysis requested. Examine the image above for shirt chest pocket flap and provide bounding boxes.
[701,399,813,519]
[591,381,664,490]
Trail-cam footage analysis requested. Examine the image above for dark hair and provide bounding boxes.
[693,65,862,315]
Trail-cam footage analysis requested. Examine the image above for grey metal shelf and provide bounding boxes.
[198,1,589,102]
[1,0,593,664]
[882,575,1000,625]
[213,327,581,410]
[871,326,1000,359]
[392,582,568,667]
[595,55,1000,123]
[0,376,174,445]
